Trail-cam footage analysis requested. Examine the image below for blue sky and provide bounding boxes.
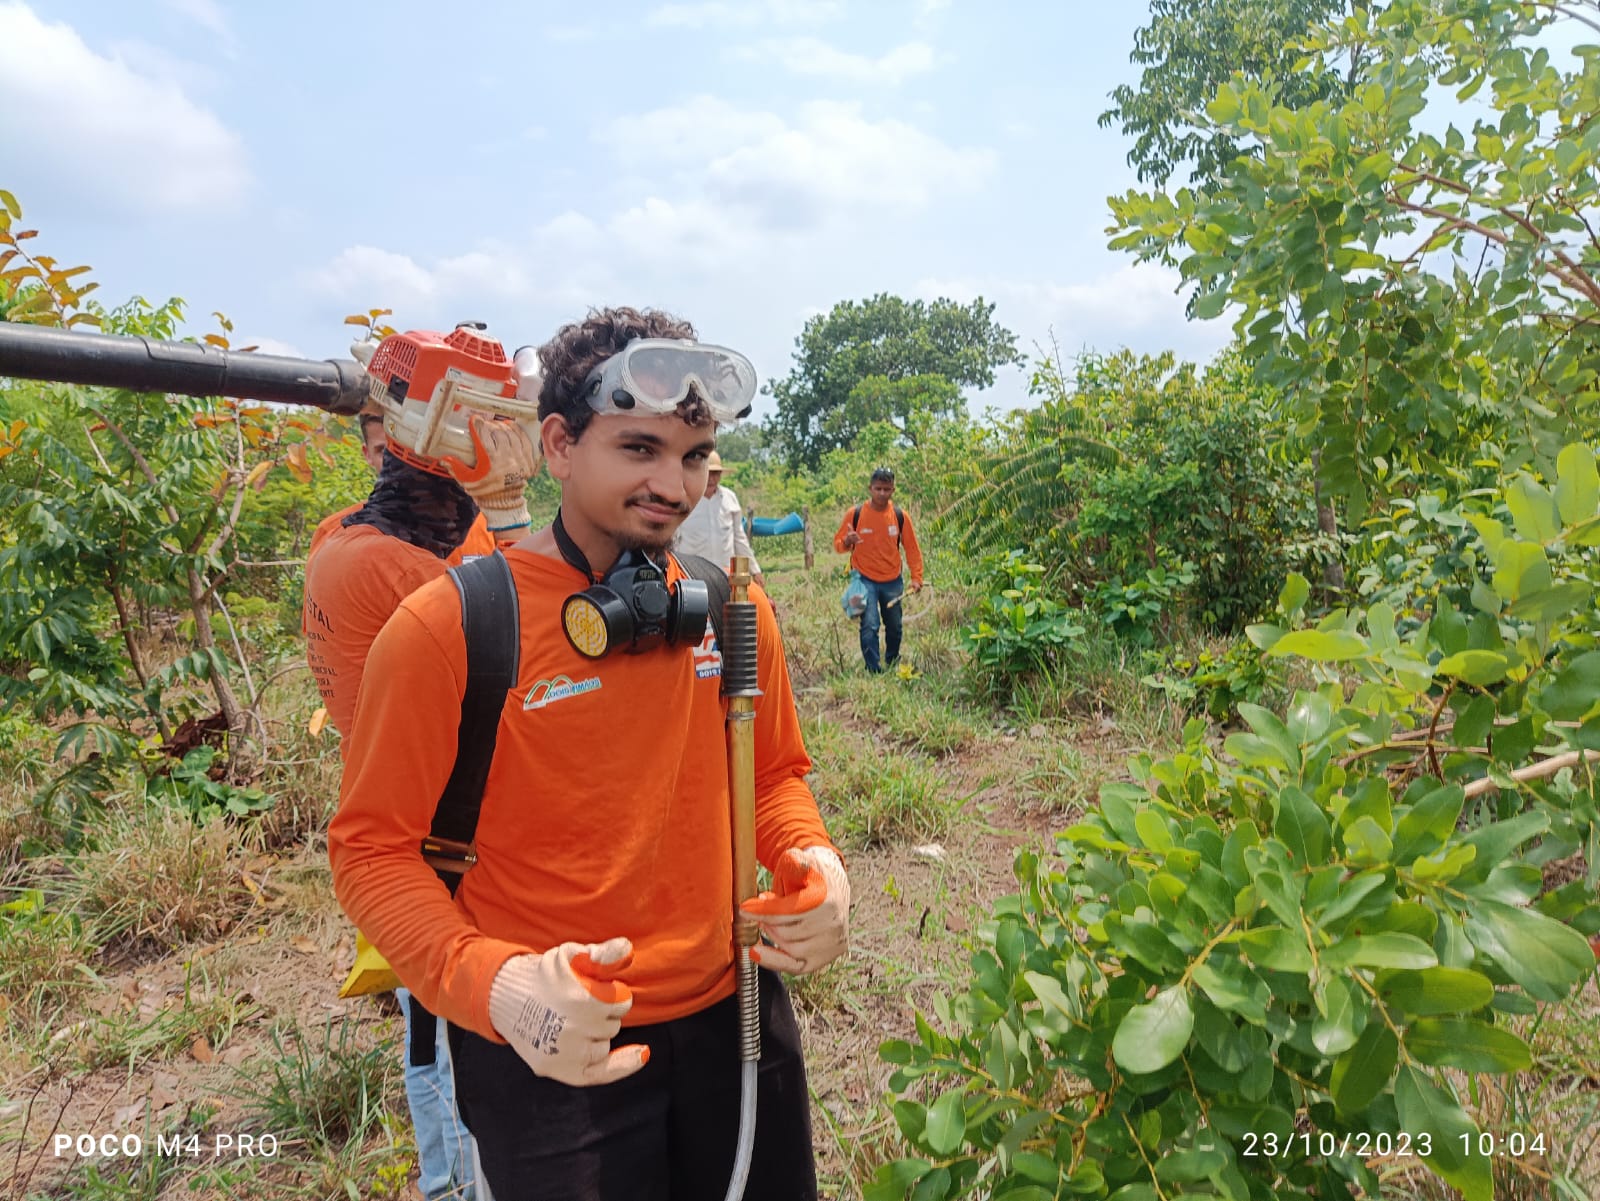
[0,0,1233,419]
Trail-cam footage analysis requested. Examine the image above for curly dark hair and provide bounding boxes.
[536,306,711,438]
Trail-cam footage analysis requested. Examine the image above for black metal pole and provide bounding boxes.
[0,322,370,414]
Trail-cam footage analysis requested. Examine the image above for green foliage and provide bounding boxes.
[943,348,1325,633]
[874,443,1600,1200]
[0,189,100,327]
[0,289,357,785]
[145,746,272,819]
[1107,0,1600,518]
[961,553,1085,701]
[767,294,1020,467]
[1100,0,1352,189]
[1091,557,1197,645]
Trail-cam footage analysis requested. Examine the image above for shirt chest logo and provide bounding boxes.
[692,621,723,679]
[523,675,603,710]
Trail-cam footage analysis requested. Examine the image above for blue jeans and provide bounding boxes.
[858,575,904,673]
[398,987,480,1201]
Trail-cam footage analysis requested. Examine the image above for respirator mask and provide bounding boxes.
[553,512,710,659]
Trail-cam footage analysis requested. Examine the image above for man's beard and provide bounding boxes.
[616,529,677,555]
[613,492,689,555]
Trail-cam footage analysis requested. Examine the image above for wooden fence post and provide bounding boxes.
[802,504,814,571]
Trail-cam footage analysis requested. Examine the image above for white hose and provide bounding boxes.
[721,1060,758,1201]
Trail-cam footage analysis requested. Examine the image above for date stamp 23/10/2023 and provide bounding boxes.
[1242,1129,1550,1160]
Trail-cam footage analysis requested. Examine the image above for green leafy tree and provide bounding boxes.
[766,294,1020,467]
[1100,0,1356,190]
[0,201,344,770]
[1107,0,1600,521]
[940,348,1325,633]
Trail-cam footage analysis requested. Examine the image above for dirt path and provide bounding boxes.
[4,705,1087,1201]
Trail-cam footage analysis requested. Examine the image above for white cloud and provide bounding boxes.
[162,0,235,52]
[647,0,842,28]
[597,95,784,163]
[916,263,1234,400]
[732,37,938,85]
[307,245,534,315]
[920,264,1200,335]
[0,3,248,213]
[599,96,992,236]
[241,336,305,359]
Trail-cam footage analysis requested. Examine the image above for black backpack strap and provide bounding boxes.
[410,550,519,1068]
[852,504,862,530]
[671,552,730,650]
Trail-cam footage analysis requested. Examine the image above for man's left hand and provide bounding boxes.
[741,847,849,975]
[911,581,924,594]
[442,414,540,534]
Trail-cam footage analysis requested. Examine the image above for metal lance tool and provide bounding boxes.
[720,554,762,1201]
[0,322,370,413]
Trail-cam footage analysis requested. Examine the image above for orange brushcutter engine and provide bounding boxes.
[361,322,539,477]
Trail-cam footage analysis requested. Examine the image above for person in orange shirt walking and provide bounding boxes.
[834,466,924,673]
[329,307,848,1201]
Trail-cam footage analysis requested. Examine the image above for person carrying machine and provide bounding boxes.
[833,466,924,674]
[328,307,849,1201]
[305,322,543,1201]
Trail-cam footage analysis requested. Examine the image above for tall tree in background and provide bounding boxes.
[766,293,1020,467]
[1100,0,1355,190]
[1101,0,1371,593]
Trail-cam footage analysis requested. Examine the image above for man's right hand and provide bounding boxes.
[487,938,649,1087]
[842,531,861,549]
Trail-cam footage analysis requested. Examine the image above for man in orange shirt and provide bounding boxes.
[304,413,536,739]
[330,307,846,1201]
[834,466,924,673]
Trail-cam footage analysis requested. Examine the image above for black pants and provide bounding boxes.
[449,970,817,1201]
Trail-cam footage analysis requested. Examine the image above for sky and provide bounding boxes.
[0,0,1235,421]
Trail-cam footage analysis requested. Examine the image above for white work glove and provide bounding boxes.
[741,846,850,975]
[442,412,540,537]
[487,937,649,1087]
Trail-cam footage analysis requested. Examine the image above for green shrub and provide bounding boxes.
[960,552,1084,702]
[871,444,1600,1201]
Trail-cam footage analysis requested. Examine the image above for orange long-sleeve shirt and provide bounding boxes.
[833,502,924,585]
[302,506,495,741]
[327,548,832,1041]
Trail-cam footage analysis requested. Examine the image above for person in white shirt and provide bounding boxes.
[673,451,765,589]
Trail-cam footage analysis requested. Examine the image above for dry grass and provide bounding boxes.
[63,804,250,952]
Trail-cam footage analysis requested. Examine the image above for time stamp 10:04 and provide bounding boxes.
[1242,1130,1549,1159]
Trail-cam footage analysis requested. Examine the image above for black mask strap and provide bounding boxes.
[551,509,599,582]
[552,508,670,582]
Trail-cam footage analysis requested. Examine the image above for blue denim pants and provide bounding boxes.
[858,574,905,673]
[398,986,480,1200]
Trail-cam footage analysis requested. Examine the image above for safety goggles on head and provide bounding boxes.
[581,339,757,425]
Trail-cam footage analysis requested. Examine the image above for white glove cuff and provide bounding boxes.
[479,500,532,533]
